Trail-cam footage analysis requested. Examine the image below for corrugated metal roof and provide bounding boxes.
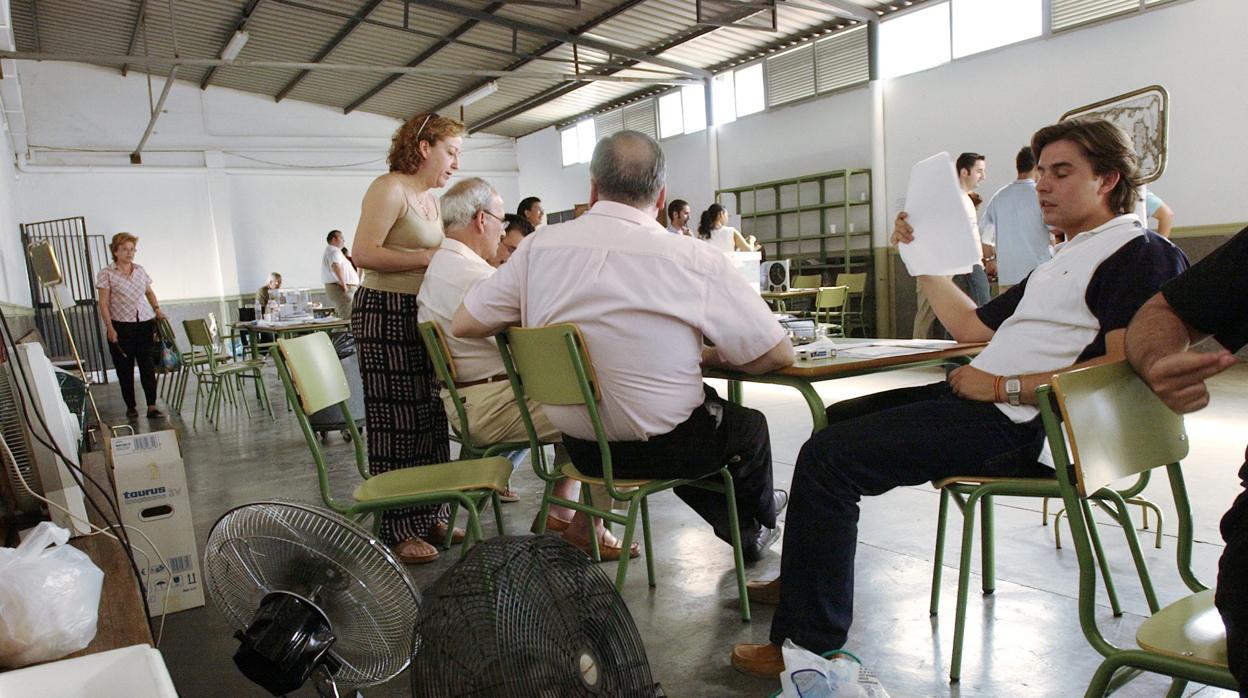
[8,0,907,138]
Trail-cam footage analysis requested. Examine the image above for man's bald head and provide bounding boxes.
[589,130,666,208]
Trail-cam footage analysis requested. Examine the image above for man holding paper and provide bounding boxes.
[731,118,1188,677]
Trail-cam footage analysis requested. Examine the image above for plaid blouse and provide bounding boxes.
[96,263,156,322]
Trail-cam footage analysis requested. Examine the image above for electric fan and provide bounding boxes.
[410,535,663,697]
[203,500,420,697]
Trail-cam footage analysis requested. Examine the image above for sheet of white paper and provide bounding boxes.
[898,152,982,276]
[836,345,939,359]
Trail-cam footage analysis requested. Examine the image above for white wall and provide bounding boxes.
[0,127,26,306]
[517,0,1248,242]
[8,61,520,302]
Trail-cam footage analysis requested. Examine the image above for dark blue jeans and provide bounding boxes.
[769,382,1051,650]
[1215,457,1248,694]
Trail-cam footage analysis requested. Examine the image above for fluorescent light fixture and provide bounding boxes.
[221,30,249,61]
[455,81,499,108]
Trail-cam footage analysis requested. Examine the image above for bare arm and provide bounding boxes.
[732,229,759,252]
[702,337,795,375]
[1125,292,1234,413]
[98,286,117,343]
[452,302,496,339]
[331,262,349,290]
[350,175,437,272]
[949,329,1131,404]
[144,286,166,320]
[1153,204,1175,238]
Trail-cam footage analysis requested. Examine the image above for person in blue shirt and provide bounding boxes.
[980,146,1053,287]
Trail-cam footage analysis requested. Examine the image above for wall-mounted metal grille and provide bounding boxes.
[20,218,109,384]
[621,100,657,140]
[595,109,624,140]
[0,364,40,515]
[815,24,869,95]
[766,43,815,107]
[1052,0,1140,32]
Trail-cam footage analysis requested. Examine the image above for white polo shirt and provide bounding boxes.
[971,214,1188,423]
[417,237,503,383]
[321,245,359,285]
[463,200,786,441]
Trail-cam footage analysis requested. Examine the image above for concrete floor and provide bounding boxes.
[98,362,1246,697]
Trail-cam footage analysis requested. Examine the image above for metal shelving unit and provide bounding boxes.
[717,168,873,273]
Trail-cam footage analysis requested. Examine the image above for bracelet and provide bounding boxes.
[993,375,1004,403]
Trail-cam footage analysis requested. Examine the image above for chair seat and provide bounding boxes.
[560,461,654,488]
[931,473,1055,490]
[1136,589,1229,668]
[354,457,512,503]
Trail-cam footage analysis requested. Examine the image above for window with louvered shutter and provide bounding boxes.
[622,100,657,140]
[815,25,869,94]
[766,44,815,107]
[595,109,623,140]
[1051,0,1139,31]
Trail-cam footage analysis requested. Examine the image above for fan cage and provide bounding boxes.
[203,500,420,689]
[411,535,656,697]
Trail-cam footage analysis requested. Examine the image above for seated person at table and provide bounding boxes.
[256,271,281,309]
[730,118,1190,676]
[417,177,636,559]
[453,130,793,562]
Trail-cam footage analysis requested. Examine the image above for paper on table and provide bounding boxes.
[898,152,982,276]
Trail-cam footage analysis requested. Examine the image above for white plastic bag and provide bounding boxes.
[780,640,890,698]
[0,522,105,668]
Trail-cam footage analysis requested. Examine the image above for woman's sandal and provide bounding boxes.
[561,530,640,561]
[425,521,465,545]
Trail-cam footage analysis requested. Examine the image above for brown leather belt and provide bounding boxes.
[454,374,509,389]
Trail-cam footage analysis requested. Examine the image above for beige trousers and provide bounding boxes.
[324,283,357,319]
[441,381,614,508]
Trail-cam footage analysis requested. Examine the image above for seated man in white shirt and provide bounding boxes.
[453,131,794,562]
[731,118,1191,677]
[417,177,637,560]
[322,230,360,318]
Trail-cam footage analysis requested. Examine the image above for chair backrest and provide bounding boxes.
[501,324,601,406]
[182,318,214,348]
[418,320,473,443]
[793,274,822,289]
[815,286,849,310]
[276,333,351,415]
[1050,361,1189,498]
[835,272,867,294]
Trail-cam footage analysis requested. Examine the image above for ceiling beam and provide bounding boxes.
[343,2,505,115]
[468,21,725,133]
[120,0,150,76]
[274,0,383,102]
[200,0,265,89]
[412,0,712,78]
[431,0,650,113]
[798,0,876,22]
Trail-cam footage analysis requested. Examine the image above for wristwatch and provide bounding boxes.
[1005,376,1022,406]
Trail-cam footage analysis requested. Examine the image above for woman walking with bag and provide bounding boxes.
[97,232,166,419]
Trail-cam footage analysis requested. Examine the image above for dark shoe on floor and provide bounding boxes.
[731,642,785,678]
[126,407,139,419]
[425,521,466,545]
[146,407,164,419]
[393,538,439,564]
[746,577,781,605]
[561,530,640,561]
[743,524,781,563]
[773,489,789,516]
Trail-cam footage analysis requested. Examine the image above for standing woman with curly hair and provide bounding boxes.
[350,112,464,564]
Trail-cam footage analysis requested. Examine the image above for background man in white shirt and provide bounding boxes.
[453,131,794,562]
[322,229,360,318]
[980,146,1053,288]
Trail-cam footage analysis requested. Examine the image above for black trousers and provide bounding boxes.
[1216,457,1248,695]
[563,385,778,544]
[108,319,158,409]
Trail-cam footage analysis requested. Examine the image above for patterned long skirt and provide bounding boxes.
[351,286,450,545]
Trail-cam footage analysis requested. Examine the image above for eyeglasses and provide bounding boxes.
[480,209,507,225]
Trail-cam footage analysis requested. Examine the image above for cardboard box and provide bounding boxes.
[109,430,205,615]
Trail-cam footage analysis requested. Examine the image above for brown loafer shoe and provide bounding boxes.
[731,642,785,679]
[393,538,439,565]
[561,531,640,561]
[746,577,781,605]
[531,512,573,534]
[425,521,466,545]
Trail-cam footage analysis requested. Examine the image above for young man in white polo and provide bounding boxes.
[732,118,1190,677]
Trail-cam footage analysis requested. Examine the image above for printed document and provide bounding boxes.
[898,152,982,276]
